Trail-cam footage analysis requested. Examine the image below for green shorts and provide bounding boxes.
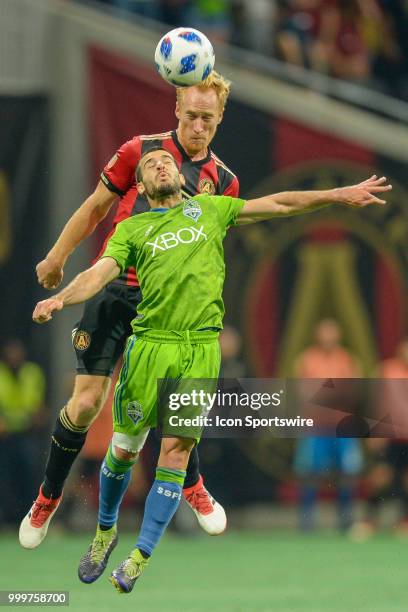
[112,328,220,443]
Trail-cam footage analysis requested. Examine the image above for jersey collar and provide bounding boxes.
[172,130,212,166]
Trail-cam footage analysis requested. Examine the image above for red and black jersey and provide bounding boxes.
[99,129,240,285]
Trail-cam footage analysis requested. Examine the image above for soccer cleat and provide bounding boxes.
[110,548,149,594]
[19,486,62,549]
[78,525,118,583]
[183,475,227,535]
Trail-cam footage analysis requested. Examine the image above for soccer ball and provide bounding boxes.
[155,27,215,87]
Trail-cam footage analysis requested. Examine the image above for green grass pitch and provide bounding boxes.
[2,530,407,611]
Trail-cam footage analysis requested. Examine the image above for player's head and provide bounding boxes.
[136,147,185,201]
[175,71,231,155]
[314,318,341,350]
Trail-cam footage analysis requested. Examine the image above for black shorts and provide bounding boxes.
[72,282,142,377]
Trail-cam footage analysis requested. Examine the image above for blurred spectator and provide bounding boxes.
[275,0,328,72]
[350,339,408,540]
[160,0,192,25]
[293,319,363,530]
[219,324,247,378]
[230,0,276,54]
[0,340,46,528]
[187,0,230,42]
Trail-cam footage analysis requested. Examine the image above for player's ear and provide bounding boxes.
[137,181,145,195]
[175,101,181,121]
[179,173,186,187]
[217,110,224,125]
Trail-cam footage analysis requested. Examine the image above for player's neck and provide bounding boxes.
[176,129,208,162]
[147,192,182,210]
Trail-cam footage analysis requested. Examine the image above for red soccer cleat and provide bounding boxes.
[19,486,62,549]
[183,475,227,535]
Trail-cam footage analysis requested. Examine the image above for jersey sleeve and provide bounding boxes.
[222,175,240,198]
[200,194,246,228]
[100,221,135,274]
[100,137,142,196]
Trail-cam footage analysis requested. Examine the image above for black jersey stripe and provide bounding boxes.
[100,172,126,196]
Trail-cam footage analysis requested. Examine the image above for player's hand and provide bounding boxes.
[32,297,64,324]
[336,175,392,207]
[36,257,64,289]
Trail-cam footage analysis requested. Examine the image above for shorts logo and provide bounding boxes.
[183,199,202,222]
[72,329,91,351]
[127,401,143,425]
[199,178,215,195]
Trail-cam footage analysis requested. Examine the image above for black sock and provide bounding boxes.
[183,445,200,489]
[42,407,88,499]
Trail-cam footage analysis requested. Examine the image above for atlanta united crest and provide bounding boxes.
[183,199,202,222]
[199,178,216,195]
[72,329,91,351]
[127,401,143,425]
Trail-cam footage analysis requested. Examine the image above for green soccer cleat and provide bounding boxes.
[78,525,118,583]
[109,548,149,594]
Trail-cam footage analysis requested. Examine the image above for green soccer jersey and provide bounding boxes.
[102,194,245,332]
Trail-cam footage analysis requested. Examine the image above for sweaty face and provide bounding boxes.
[139,152,182,199]
[176,88,222,156]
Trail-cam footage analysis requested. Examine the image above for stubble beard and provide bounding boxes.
[145,176,181,200]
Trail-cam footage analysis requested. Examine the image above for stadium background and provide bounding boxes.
[1,1,408,610]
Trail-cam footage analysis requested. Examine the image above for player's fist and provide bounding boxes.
[36,257,64,289]
[337,175,392,208]
[33,297,64,324]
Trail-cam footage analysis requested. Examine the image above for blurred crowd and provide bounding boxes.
[86,0,408,101]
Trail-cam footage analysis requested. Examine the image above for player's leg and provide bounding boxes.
[110,435,194,594]
[78,334,154,583]
[294,438,331,530]
[78,430,149,583]
[335,438,363,531]
[180,336,227,534]
[19,374,111,549]
[19,286,123,549]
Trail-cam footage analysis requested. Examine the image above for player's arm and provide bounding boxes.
[36,181,117,289]
[236,176,391,224]
[32,257,120,324]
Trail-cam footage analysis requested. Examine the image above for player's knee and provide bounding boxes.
[68,389,105,427]
[113,445,139,462]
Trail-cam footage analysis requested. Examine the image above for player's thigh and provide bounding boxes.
[293,438,330,475]
[72,284,141,377]
[66,374,111,427]
[185,339,221,379]
[112,336,173,437]
[336,438,363,475]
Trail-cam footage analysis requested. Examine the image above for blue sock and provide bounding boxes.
[136,466,186,557]
[299,483,317,531]
[98,445,135,528]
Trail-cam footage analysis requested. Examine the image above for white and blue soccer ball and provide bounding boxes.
[155,27,215,87]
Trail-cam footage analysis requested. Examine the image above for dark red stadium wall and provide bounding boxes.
[87,46,406,378]
[0,96,50,366]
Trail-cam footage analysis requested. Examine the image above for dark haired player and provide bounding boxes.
[32,148,391,592]
[19,72,235,549]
